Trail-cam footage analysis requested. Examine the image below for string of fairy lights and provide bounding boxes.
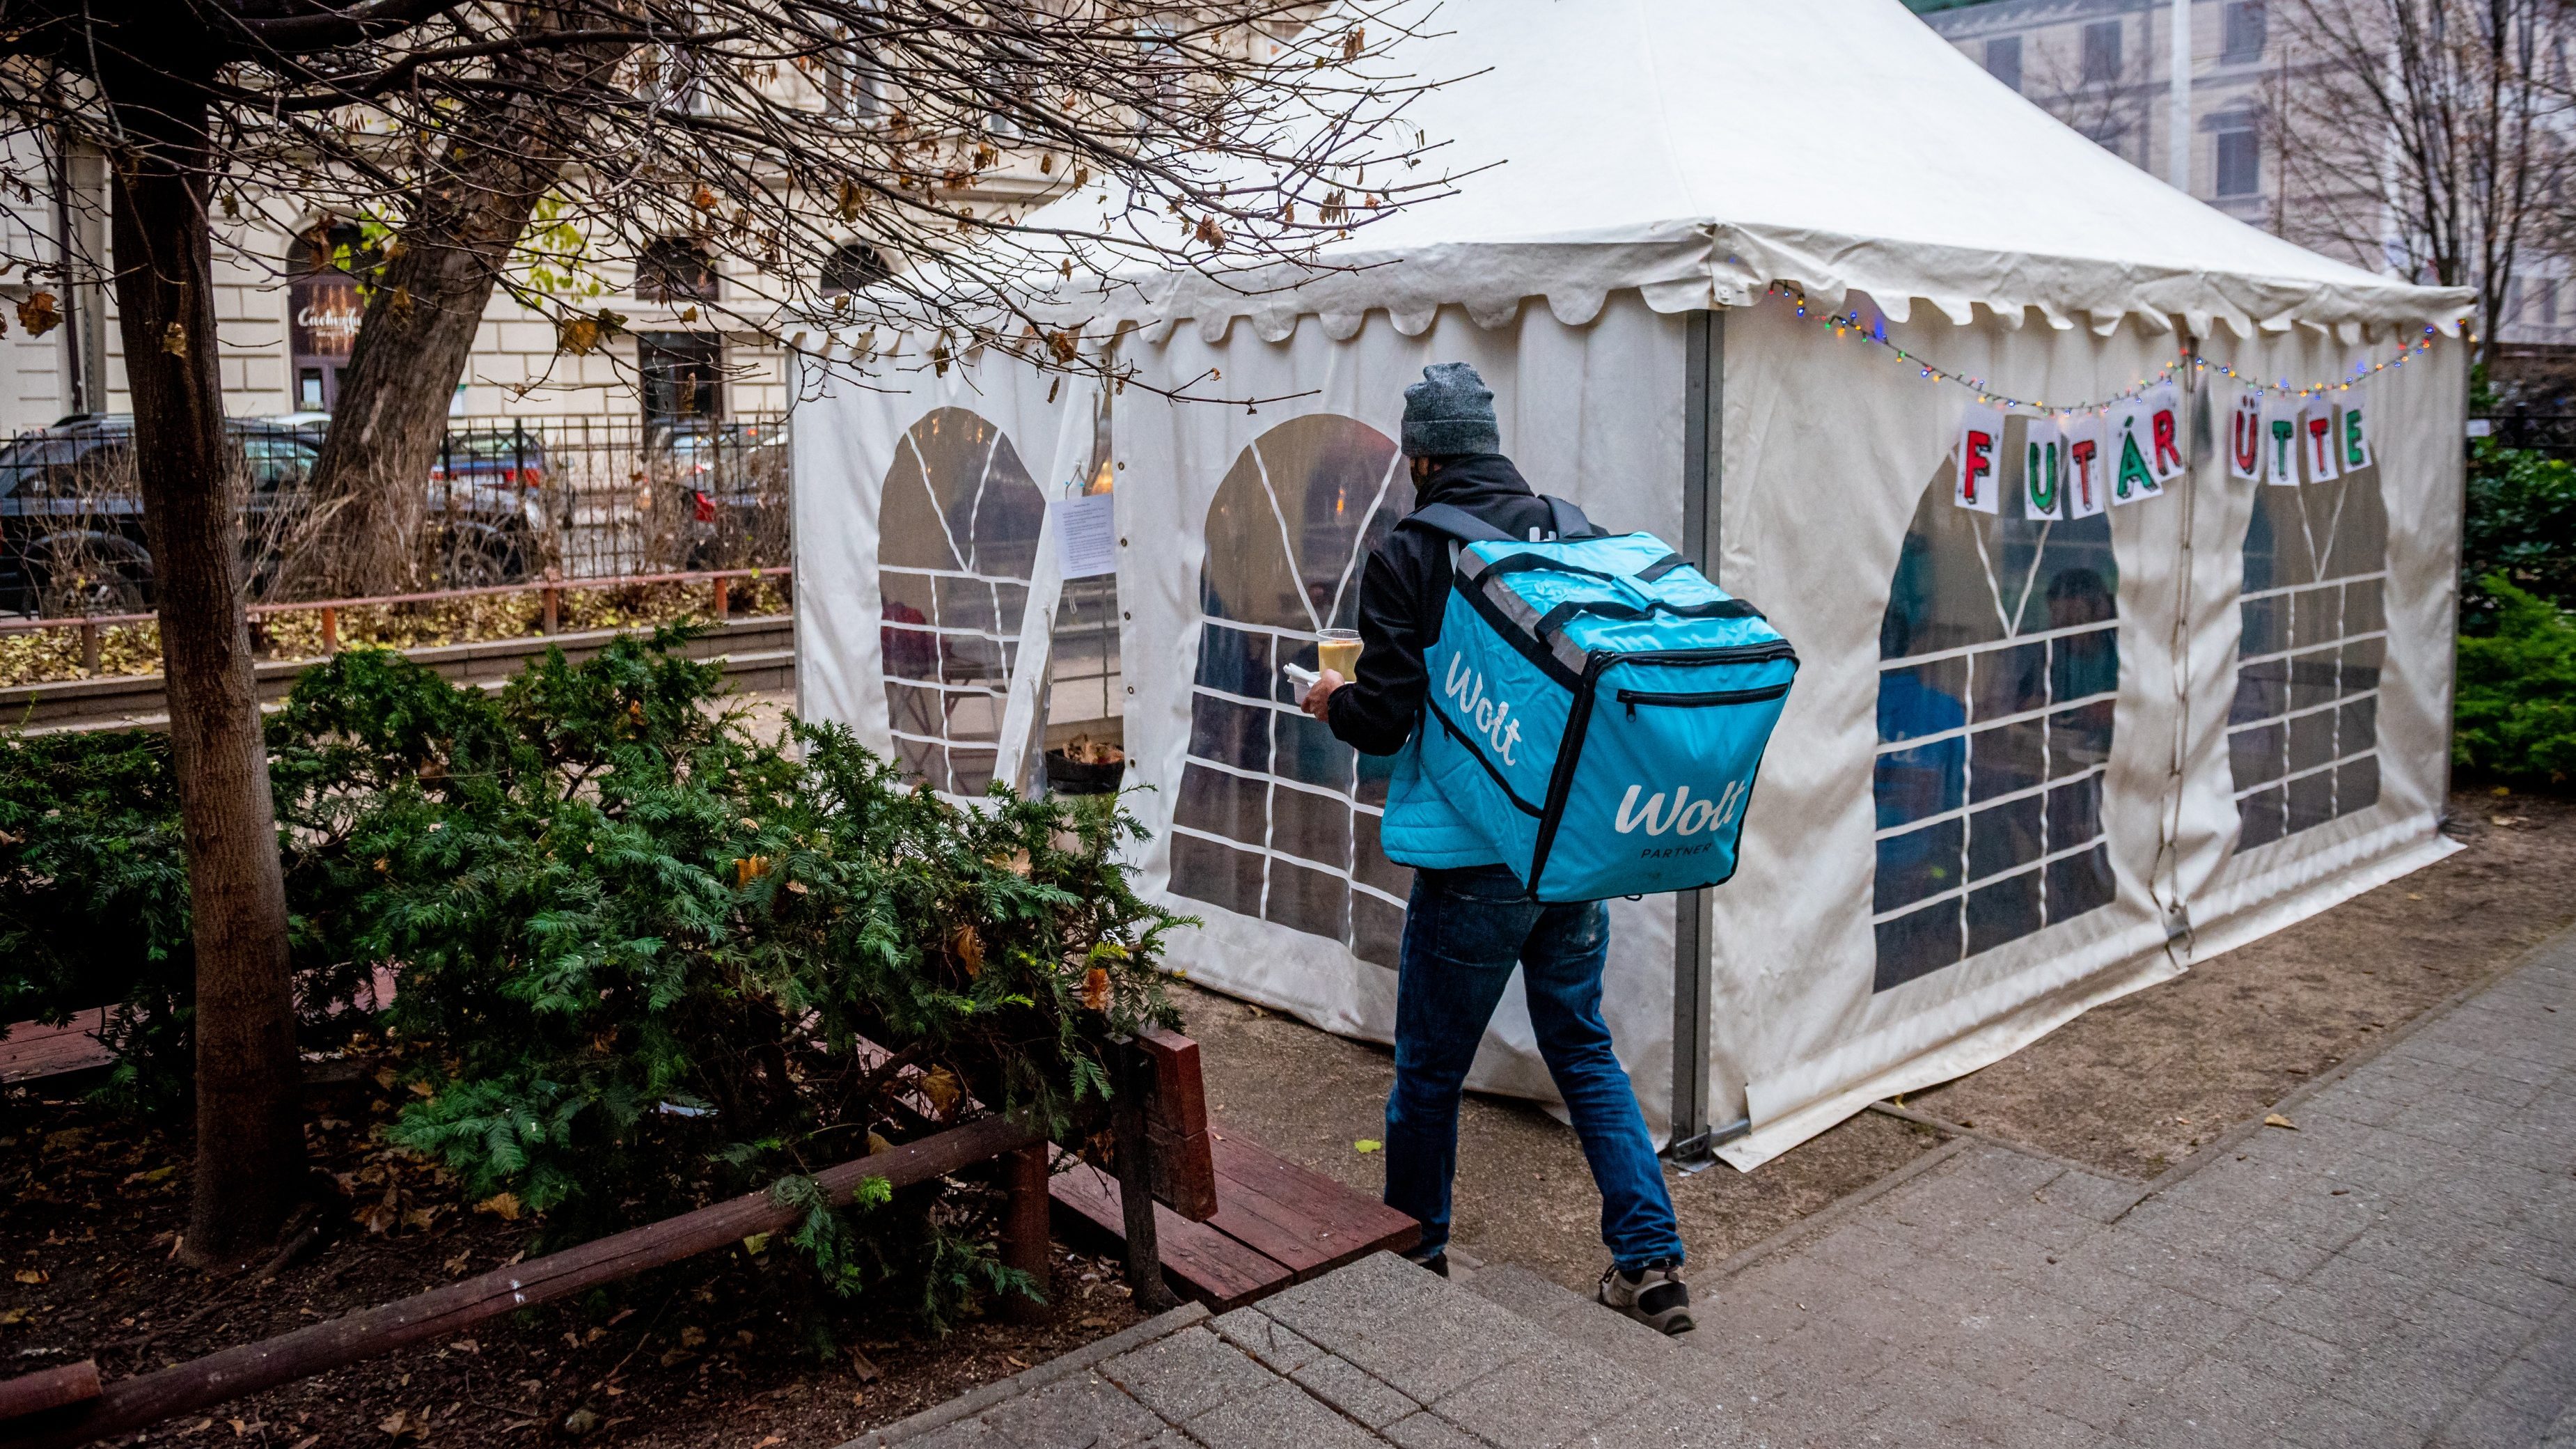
[1773,283,2455,416]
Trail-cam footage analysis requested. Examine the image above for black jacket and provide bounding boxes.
[1325,453,1559,756]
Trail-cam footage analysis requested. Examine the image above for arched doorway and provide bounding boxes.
[874,407,1046,796]
[1171,414,1414,966]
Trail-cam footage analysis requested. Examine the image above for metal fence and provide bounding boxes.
[2472,414,2576,459]
[0,413,792,618]
[443,414,792,581]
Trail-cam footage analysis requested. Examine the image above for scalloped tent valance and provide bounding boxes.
[1009,0,2472,345]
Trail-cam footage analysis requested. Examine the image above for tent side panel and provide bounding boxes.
[791,345,1081,765]
[1709,295,2463,1170]
[2183,334,2464,941]
[1113,297,1694,1138]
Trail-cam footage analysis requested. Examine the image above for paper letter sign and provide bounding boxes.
[2301,401,2341,484]
[2341,401,2373,471]
[2024,418,2066,521]
[1955,405,2003,514]
[2063,414,2107,519]
[2110,402,2161,506]
[1052,493,1120,578]
[2147,382,2187,482]
[2229,390,2264,480]
[2264,403,2301,486]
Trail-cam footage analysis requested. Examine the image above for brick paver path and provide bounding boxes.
[848,932,2576,1447]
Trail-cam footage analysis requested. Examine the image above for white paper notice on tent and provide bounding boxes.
[1052,493,1119,578]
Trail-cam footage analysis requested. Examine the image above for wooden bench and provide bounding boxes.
[2,1001,1415,1315]
[0,1011,114,1086]
[1049,1027,1419,1312]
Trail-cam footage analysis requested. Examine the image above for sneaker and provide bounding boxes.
[1599,1260,1693,1336]
[1409,1251,1450,1278]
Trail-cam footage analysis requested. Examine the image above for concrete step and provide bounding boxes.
[1456,1262,1726,1396]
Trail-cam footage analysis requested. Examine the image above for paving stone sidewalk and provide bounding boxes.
[847,931,2576,1448]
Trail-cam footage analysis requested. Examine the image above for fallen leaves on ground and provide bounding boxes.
[2264,1113,2298,1130]
[920,1067,964,1119]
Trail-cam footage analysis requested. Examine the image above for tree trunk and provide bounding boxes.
[285,15,634,600]
[100,60,304,1265]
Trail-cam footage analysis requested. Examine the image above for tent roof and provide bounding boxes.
[1027,0,2470,343]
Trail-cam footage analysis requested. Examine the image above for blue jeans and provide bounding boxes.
[1383,864,1685,1272]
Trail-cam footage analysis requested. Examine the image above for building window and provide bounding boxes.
[1175,414,1415,968]
[2544,278,2561,325]
[2229,414,2387,849]
[876,408,1046,796]
[2215,123,2261,196]
[822,33,883,121]
[2082,20,2123,84]
[2222,1,2268,64]
[1986,36,2023,93]
[637,236,718,304]
[638,331,724,429]
[820,242,890,296]
[1874,416,2121,993]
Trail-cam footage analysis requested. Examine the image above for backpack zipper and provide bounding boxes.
[1615,640,1798,668]
[1619,682,1791,719]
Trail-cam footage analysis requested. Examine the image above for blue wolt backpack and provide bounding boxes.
[1404,498,1798,902]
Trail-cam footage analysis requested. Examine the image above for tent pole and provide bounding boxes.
[1667,308,1742,1172]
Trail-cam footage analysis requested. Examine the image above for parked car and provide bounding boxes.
[428,425,554,586]
[657,420,788,572]
[0,414,545,615]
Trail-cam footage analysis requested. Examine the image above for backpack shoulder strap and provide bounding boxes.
[1545,496,1596,540]
[1397,501,1515,543]
[1399,495,1598,544]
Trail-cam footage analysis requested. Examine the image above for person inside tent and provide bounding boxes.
[1299,361,1694,1336]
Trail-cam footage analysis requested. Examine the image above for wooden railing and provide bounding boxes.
[0,1030,1212,1448]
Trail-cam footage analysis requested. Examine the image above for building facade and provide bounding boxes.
[1909,0,2573,351]
[0,141,1058,439]
[1910,0,2285,228]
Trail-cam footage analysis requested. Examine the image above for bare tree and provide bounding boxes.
[0,0,1444,1264]
[2272,0,2576,358]
[2022,15,2161,175]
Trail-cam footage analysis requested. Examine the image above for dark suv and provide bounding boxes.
[0,414,543,616]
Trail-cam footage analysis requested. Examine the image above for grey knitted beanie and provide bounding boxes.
[1401,362,1500,458]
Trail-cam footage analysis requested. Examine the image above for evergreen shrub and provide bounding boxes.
[1,629,1183,1324]
[2454,576,2576,788]
[2464,437,2576,618]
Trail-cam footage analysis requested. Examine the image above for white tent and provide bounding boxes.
[793,0,2473,1169]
